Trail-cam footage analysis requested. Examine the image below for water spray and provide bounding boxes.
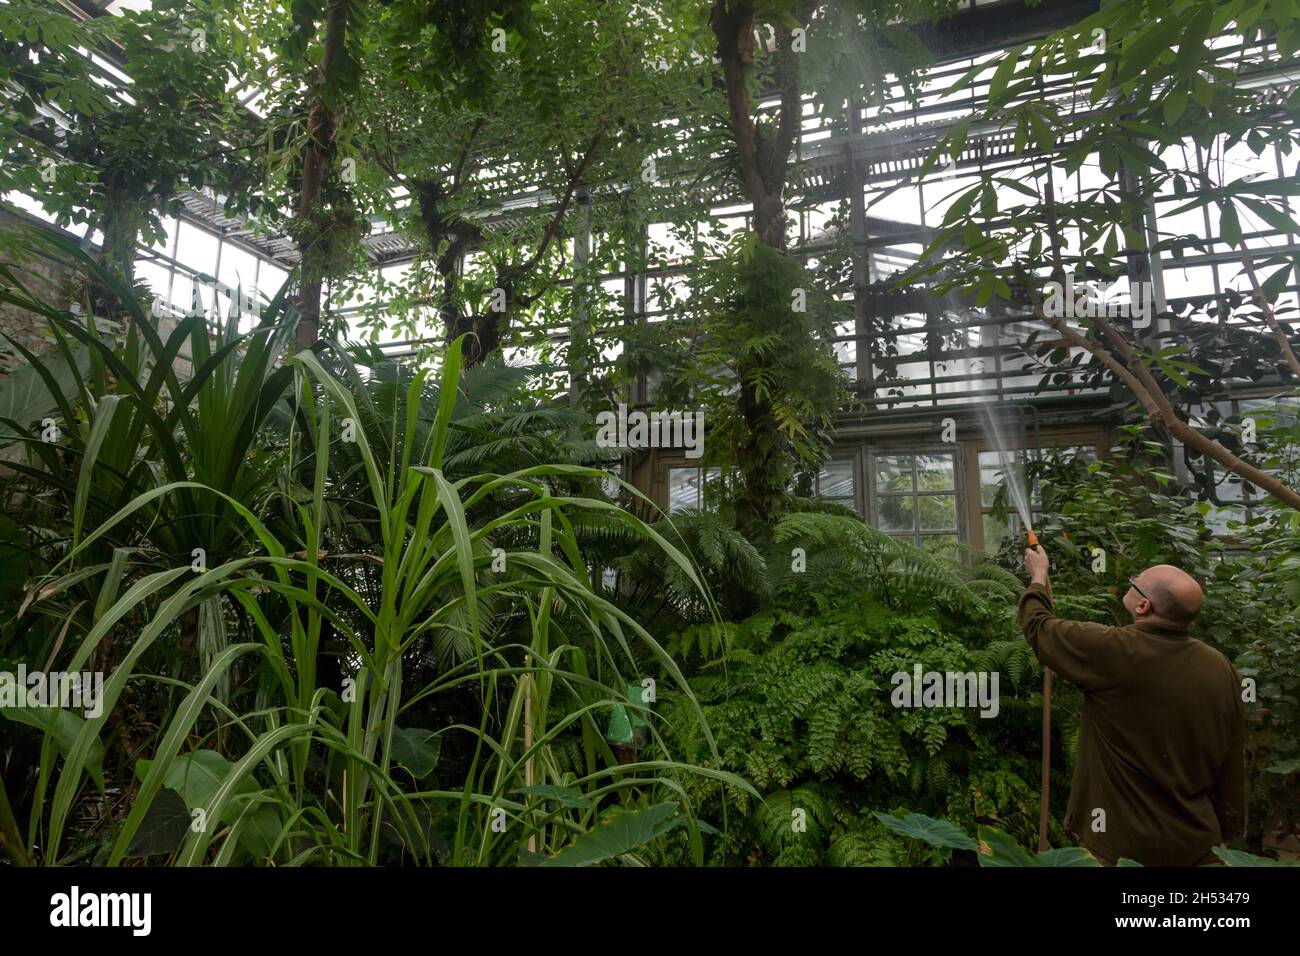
[980,402,1052,851]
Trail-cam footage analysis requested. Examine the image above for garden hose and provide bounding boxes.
[1028,528,1052,852]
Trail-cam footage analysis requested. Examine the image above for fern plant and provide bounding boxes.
[650,577,1055,865]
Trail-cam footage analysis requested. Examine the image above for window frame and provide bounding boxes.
[963,429,1107,553]
[864,444,963,551]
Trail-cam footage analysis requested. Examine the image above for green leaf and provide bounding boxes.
[513,785,594,809]
[389,726,442,780]
[1192,75,1214,108]
[1089,68,1112,105]
[1239,197,1298,236]
[136,749,257,821]
[1037,847,1102,866]
[976,825,1037,866]
[73,394,123,549]
[0,342,91,446]
[873,811,979,850]
[1028,110,1055,153]
[0,514,29,602]
[1265,757,1300,775]
[1,705,104,787]
[1163,87,1188,125]
[123,787,190,858]
[988,48,1020,103]
[1118,25,1169,83]
[541,802,683,866]
[1220,200,1242,247]
[234,802,282,860]
[1213,847,1300,867]
[942,184,980,227]
[1173,6,1215,79]
[948,117,971,162]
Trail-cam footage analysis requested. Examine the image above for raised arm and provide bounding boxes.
[1019,546,1122,692]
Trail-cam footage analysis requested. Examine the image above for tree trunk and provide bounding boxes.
[94,185,146,317]
[294,0,350,347]
[712,3,808,535]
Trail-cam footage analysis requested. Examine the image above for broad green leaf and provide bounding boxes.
[873,811,979,851]
[390,726,442,780]
[234,802,283,861]
[541,802,683,867]
[136,749,257,820]
[1213,847,1300,867]
[976,826,1037,866]
[0,343,91,447]
[1,705,104,787]
[123,787,190,858]
[1037,847,1102,866]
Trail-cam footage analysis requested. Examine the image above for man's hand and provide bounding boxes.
[1025,545,1050,588]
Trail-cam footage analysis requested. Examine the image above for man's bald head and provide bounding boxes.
[1130,565,1204,626]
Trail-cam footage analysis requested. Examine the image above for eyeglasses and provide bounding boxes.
[1129,576,1149,601]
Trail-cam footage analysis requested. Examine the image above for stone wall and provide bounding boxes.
[0,207,77,374]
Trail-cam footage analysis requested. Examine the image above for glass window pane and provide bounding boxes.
[701,467,722,508]
[260,262,289,299]
[170,271,210,319]
[915,453,955,491]
[175,221,220,278]
[878,495,914,532]
[134,259,170,300]
[979,450,1021,507]
[982,512,1010,553]
[875,455,914,493]
[668,468,700,513]
[818,458,855,499]
[918,494,956,530]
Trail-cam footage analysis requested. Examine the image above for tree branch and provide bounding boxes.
[1241,256,1300,379]
[1034,305,1300,511]
[449,118,486,197]
[711,0,768,206]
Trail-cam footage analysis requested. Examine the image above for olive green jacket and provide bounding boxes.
[1019,583,1246,866]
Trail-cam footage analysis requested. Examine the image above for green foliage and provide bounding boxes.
[873,810,979,851]
[0,252,749,866]
[651,519,1054,865]
[0,0,260,281]
[888,810,1300,867]
[627,235,851,537]
[910,0,1300,312]
[538,801,686,867]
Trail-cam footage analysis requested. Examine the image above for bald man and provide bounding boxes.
[1020,548,1246,866]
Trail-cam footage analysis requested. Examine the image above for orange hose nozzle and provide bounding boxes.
[1027,529,1039,547]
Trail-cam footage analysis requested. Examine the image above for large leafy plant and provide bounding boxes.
[648,512,1063,866]
[0,246,754,866]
